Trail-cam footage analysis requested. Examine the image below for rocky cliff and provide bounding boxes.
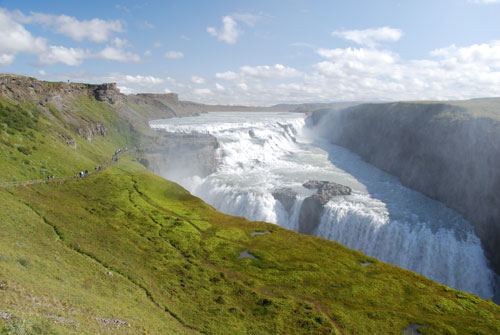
[310,100,500,274]
[0,74,120,108]
[141,131,219,181]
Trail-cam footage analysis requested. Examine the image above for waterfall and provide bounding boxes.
[150,111,494,299]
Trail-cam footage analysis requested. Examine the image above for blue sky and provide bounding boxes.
[1,0,500,105]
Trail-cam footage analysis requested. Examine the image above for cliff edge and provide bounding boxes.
[311,100,500,275]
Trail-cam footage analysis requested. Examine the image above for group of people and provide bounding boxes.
[73,166,104,179]
[74,170,89,178]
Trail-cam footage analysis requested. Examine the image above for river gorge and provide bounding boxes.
[149,111,496,301]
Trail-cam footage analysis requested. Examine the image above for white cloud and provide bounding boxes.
[117,85,136,95]
[38,46,88,66]
[0,9,140,67]
[430,41,500,67]
[0,8,47,65]
[154,41,162,48]
[207,16,240,44]
[120,74,164,87]
[0,54,15,66]
[215,83,225,91]
[184,39,500,105]
[192,88,213,96]
[25,12,123,43]
[96,46,140,63]
[240,64,304,79]
[144,50,151,57]
[215,64,303,83]
[191,76,206,84]
[215,71,239,80]
[206,13,260,44]
[95,38,140,63]
[164,51,184,59]
[332,27,403,47]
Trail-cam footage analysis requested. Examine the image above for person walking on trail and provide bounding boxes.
[47,175,50,182]
[80,171,84,178]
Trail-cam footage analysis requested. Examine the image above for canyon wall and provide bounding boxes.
[310,100,500,274]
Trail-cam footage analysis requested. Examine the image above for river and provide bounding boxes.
[150,111,494,299]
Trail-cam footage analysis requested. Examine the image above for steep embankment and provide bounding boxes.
[1,75,500,334]
[310,100,500,275]
[3,161,500,334]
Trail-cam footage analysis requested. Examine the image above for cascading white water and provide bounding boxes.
[150,111,495,299]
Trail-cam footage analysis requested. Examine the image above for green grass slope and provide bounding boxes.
[0,94,138,182]
[0,84,500,334]
[1,160,500,334]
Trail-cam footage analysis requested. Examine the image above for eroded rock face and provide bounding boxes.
[93,83,120,105]
[299,180,351,234]
[310,102,500,275]
[272,188,297,214]
[303,180,352,205]
[272,181,351,235]
[143,131,219,180]
[77,122,108,141]
[0,74,121,108]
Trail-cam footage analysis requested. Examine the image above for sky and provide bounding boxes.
[1,0,500,105]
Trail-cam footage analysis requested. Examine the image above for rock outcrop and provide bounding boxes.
[299,181,351,234]
[303,180,352,205]
[273,181,351,235]
[310,100,500,275]
[0,74,121,108]
[142,131,219,180]
[77,122,108,141]
[272,188,297,214]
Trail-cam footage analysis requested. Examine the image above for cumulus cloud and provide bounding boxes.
[164,50,184,59]
[0,8,139,66]
[215,71,239,80]
[23,12,123,43]
[240,64,304,79]
[94,38,140,63]
[117,85,137,95]
[185,38,500,105]
[192,88,213,96]
[119,74,164,87]
[37,46,88,66]
[332,27,403,47]
[207,13,260,44]
[207,16,240,44]
[430,41,500,67]
[0,8,47,65]
[191,76,206,84]
[216,64,303,81]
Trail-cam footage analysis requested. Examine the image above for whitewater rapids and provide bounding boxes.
[150,111,494,299]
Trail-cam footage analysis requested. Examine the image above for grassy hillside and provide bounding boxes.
[1,82,500,334]
[1,160,500,334]
[0,94,138,182]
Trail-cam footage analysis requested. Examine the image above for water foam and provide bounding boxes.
[151,112,494,299]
